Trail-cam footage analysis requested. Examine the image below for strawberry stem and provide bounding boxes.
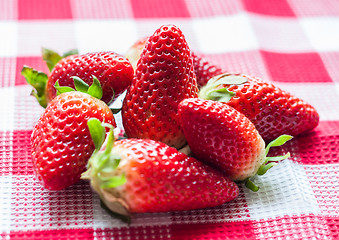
[82,118,126,190]
[245,134,293,192]
[264,134,293,156]
[21,66,49,108]
[245,178,259,192]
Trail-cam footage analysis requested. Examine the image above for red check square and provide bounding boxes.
[242,0,296,16]
[12,130,34,176]
[131,0,190,18]
[171,221,256,240]
[16,57,49,86]
[18,0,72,20]
[261,51,333,83]
[296,121,339,165]
[0,131,12,176]
[95,225,170,240]
[325,216,339,239]
[10,228,94,240]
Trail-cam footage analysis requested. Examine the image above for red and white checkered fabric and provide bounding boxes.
[1,0,339,239]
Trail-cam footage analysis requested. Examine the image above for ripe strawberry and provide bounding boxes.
[178,98,292,191]
[122,25,199,149]
[22,49,134,107]
[126,37,224,88]
[82,119,239,217]
[31,77,116,190]
[199,73,319,142]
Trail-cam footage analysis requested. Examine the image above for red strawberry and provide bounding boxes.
[122,25,199,149]
[82,119,239,217]
[126,37,224,88]
[199,73,319,142]
[22,49,134,107]
[31,77,116,190]
[178,98,292,191]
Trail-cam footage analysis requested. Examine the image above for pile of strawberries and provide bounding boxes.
[23,24,319,219]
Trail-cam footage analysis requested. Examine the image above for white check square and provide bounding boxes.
[244,160,319,220]
[0,176,12,232]
[192,13,258,53]
[75,19,137,56]
[300,17,339,51]
[0,21,17,57]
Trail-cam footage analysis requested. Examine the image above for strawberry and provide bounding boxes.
[82,118,239,218]
[178,98,292,191]
[121,25,199,149]
[126,37,224,88]
[22,49,134,107]
[199,73,319,142]
[31,77,116,190]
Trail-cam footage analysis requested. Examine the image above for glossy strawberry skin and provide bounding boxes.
[192,52,224,88]
[107,138,239,213]
[122,25,199,149]
[31,92,116,190]
[178,98,266,181]
[219,74,319,142]
[125,37,224,88]
[46,51,134,105]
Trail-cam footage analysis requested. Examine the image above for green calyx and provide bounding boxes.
[82,118,126,189]
[42,48,78,72]
[55,75,103,100]
[198,73,248,103]
[21,48,78,108]
[245,134,293,192]
[21,66,49,108]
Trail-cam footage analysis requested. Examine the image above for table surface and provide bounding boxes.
[1,0,339,239]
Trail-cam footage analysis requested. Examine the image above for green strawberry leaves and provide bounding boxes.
[55,75,103,100]
[21,48,79,108]
[245,134,293,192]
[199,73,248,103]
[21,66,49,108]
[83,118,126,190]
[264,134,293,156]
[87,118,106,151]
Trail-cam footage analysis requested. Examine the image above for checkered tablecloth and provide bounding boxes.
[1,0,339,239]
